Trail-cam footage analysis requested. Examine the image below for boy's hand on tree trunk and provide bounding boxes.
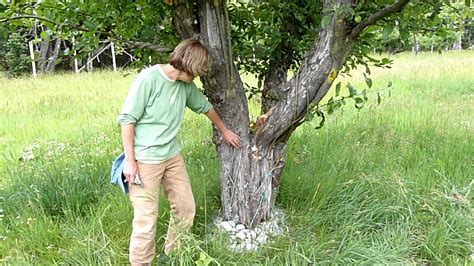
[222,129,241,149]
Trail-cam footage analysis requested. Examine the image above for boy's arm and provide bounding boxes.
[205,108,241,149]
[121,124,138,183]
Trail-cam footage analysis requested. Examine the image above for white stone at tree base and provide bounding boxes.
[235,231,246,240]
[219,221,235,232]
[214,208,285,252]
[244,242,254,251]
[256,233,268,243]
[250,230,257,239]
[235,224,245,230]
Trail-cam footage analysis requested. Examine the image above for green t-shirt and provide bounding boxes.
[118,65,213,162]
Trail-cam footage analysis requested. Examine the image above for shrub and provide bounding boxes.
[3,32,30,77]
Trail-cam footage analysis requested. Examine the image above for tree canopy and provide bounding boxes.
[0,0,471,75]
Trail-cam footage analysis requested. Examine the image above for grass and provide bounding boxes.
[0,51,473,264]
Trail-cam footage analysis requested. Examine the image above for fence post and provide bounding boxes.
[72,36,79,73]
[28,40,37,77]
[111,42,117,72]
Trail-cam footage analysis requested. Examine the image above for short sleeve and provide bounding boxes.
[185,82,213,114]
[117,72,155,125]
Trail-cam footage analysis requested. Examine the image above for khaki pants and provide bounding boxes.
[128,154,195,265]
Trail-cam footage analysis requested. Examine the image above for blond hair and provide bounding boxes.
[168,38,211,77]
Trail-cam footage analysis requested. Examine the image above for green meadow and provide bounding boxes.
[0,51,473,264]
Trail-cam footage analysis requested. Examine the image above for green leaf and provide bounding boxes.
[335,82,341,97]
[321,14,332,28]
[387,81,393,87]
[363,73,372,88]
[466,0,471,6]
[377,92,381,105]
[382,23,394,39]
[40,31,48,40]
[305,111,314,122]
[347,83,357,96]
[0,28,8,39]
[346,7,355,17]
[327,97,334,114]
[376,0,395,5]
[399,26,410,42]
[354,97,365,109]
[365,64,371,75]
[362,89,367,99]
[84,20,95,30]
[381,57,391,64]
[63,48,70,56]
[314,110,325,129]
[195,252,212,266]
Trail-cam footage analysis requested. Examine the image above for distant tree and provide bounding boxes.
[369,0,472,54]
[0,0,468,227]
[0,1,178,73]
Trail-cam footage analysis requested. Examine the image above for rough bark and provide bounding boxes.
[197,1,253,224]
[45,38,61,73]
[172,0,410,228]
[260,7,313,209]
[37,37,62,74]
[38,39,50,73]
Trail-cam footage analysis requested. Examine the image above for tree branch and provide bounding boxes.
[261,10,305,114]
[258,0,355,147]
[1,15,172,53]
[0,15,57,25]
[124,41,173,53]
[351,0,411,39]
[0,14,90,34]
[172,0,196,38]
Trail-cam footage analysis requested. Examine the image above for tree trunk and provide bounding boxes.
[38,39,50,73]
[172,0,409,228]
[38,37,61,74]
[45,38,61,73]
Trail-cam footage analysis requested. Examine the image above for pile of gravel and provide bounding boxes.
[213,209,285,251]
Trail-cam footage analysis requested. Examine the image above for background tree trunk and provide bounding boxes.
[38,37,61,74]
[38,39,50,73]
[45,38,61,73]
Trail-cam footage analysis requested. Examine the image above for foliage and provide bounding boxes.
[225,0,470,109]
[229,1,321,77]
[0,31,6,71]
[0,1,179,64]
[2,32,30,77]
[0,1,470,73]
[0,1,470,81]
[369,1,473,53]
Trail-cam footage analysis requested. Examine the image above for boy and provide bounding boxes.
[118,38,240,265]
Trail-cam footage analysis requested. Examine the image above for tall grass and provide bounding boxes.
[0,51,473,264]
